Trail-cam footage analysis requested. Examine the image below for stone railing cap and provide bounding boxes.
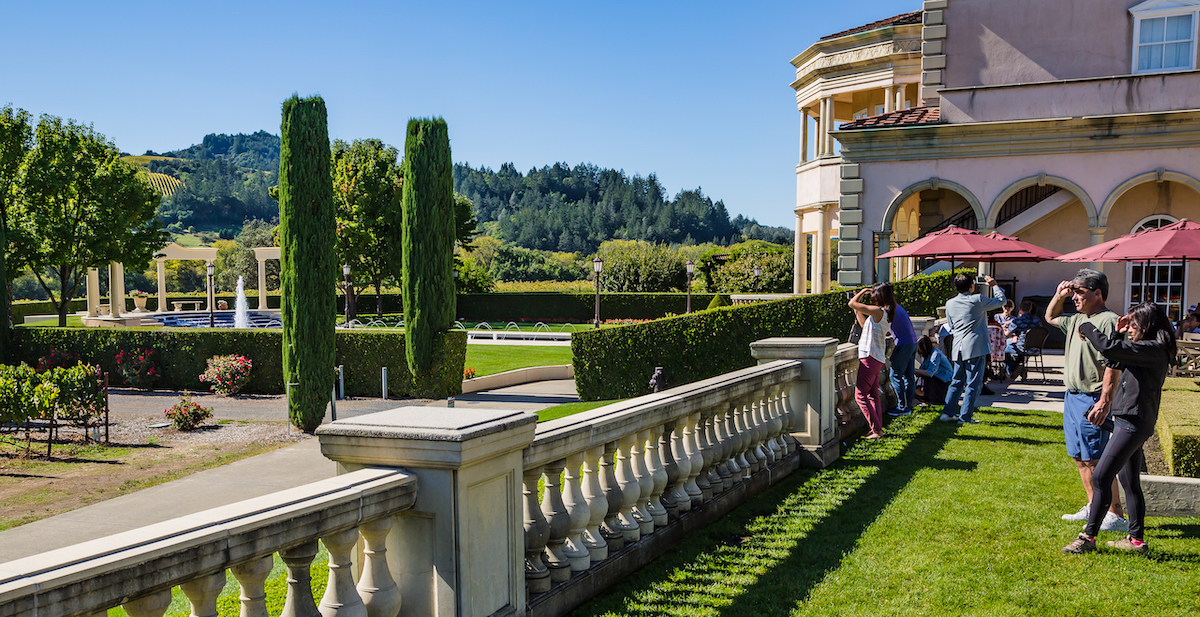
[750,337,839,359]
[316,407,537,442]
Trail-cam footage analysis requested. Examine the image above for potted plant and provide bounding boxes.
[129,289,151,312]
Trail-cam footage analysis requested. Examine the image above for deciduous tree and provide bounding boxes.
[0,105,33,358]
[332,138,402,318]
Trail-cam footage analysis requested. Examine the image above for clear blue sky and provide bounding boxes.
[3,0,914,228]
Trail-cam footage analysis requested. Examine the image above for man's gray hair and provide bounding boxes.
[1072,268,1109,300]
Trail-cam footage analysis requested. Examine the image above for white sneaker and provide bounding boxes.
[1061,504,1089,521]
[939,413,959,422]
[1099,512,1129,533]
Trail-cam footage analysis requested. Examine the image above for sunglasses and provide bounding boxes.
[1070,286,1096,295]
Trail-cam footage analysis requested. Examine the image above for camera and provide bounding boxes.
[845,290,855,301]
[976,275,988,285]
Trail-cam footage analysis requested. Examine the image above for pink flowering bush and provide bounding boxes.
[199,354,253,395]
[164,393,213,431]
[115,348,159,389]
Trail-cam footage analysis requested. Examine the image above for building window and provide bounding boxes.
[1126,215,1187,321]
[1131,0,1200,73]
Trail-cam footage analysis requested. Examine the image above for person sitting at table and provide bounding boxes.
[995,300,1017,330]
[1176,311,1200,337]
[1004,299,1042,380]
[915,335,952,406]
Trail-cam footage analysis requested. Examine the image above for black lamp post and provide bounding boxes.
[685,259,695,313]
[592,257,603,328]
[753,264,762,293]
[206,262,215,328]
[342,263,352,324]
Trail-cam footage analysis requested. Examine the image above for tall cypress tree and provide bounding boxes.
[401,118,455,378]
[278,95,335,432]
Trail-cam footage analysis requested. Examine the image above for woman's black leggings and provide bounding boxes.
[1084,414,1157,539]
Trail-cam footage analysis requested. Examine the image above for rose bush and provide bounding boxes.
[164,393,213,431]
[199,354,253,395]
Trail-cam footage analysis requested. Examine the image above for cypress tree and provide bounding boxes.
[401,118,455,378]
[278,95,336,432]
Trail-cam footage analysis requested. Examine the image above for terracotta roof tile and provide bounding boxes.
[820,11,923,41]
[839,106,941,130]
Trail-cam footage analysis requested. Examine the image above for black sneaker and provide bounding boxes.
[1062,533,1096,554]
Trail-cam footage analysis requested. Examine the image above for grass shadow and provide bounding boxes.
[952,433,1060,447]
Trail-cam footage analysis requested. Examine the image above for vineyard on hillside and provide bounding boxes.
[142,171,183,196]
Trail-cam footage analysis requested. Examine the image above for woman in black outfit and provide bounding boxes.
[1062,302,1176,554]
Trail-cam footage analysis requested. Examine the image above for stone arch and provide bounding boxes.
[880,178,984,234]
[985,174,1097,229]
[1099,169,1200,227]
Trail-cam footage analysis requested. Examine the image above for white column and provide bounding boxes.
[822,97,836,156]
[794,214,807,295]
[884,86,895,114]
[800,108,809,164]
[257,258,268,310]
[155,258,167,314]
[813,206,831,294]
[87,267,100,317]
[897,84,907,110]
[816,98,827,157]
[110,262,126,318]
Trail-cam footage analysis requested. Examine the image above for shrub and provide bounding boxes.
[36,349,79,372]
[52,364,106,427]
[708,251,793,293]
[572,270,959,400]
[463,367,476,380]
[707,294,731,309]
[115,348,159,389]
[199,354,253,395]
[1159,378,1200,477]
[165,393,214,431]
[597,240,686,292]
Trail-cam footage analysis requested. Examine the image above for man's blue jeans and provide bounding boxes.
[890,342,917,412]
[944,355,987,422]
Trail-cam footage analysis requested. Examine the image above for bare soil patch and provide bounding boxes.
[0,416,303,531]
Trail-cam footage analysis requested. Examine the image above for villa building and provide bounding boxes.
[792,0,1200,320]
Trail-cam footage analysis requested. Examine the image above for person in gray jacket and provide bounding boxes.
[941,273,1005,424]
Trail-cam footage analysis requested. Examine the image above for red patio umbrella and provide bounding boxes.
[877,226,1030,260]
[1057,219,1200,262]
[928,232,1062,263]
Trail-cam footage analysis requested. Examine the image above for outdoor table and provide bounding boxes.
[1174,340,1200,377]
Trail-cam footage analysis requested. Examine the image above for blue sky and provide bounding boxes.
[3,1,914,228]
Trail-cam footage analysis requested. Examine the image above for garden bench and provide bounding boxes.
[172,301,204,312]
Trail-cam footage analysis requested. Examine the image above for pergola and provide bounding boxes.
[251,247,281,309]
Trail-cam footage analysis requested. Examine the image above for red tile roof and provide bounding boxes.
[820,11,923,41]
[839,106,941,130]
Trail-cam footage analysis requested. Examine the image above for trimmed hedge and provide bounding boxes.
[1159,378,1200,477]
[572,271,959,401]
[10,328,466,399]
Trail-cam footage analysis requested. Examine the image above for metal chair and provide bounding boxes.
[1021,326,1050,381]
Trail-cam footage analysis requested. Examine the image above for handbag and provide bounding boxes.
[848,320,863,345]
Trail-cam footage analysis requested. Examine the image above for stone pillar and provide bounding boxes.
[896,84,907,111]
[156,259,167,314]
[87,267,100,317]
[875,232,893,284]
[750,338,841,468]
[822,97,836,157]
[1089,227,1107,272]
[800,109,809,164]
[813,205,832,293]
[257,258,268,310]
[110,262,126,318]
[883,86,895,114]
[317,407,538,617]
[794,213,807,295]
[814,101,824,158]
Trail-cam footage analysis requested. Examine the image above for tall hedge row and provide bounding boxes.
[401,118,456,378]
[10,328,466,398]
[572,270,959,400]
[279,95,337,431]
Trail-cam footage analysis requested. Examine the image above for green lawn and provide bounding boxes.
[578,408,1200,616]
[537,399,622,422]
[18,315,84,327]
[464,344,573,377]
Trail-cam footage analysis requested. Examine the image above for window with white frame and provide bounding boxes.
[1131,0,1200,73]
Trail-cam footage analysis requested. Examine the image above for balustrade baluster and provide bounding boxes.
[181,571,227,617]
[358,518,402,617]
[599,441,627,551]
[763,391,781,466]
[770,388,788,457]
[684,412,704,508]
[614,433,642,543]
[715,404,735,492]
[580,446,609,563]
[230,554,274,617]
[781,389,797,455]
[693,412,712,502]
[123,589,173,617]
[646,424,669,527]
[669,418,692,514]
[280,541,322,617]
[319,528,367,617]
[561,452,592,573]
[735,400,754,477]
[523,465,551,595]
[632,428,655,535]
[540,459,572,583]
[660,422,681,519]
[751,397,769,470]
[703,411,724,495]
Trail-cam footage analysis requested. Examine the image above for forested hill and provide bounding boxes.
[162,131,281,171]
[453,162,791,252]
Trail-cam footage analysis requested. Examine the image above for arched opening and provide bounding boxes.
[882,180,982,281]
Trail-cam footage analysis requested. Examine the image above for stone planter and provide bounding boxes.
[132,296,148,312]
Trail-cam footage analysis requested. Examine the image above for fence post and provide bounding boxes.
[317,407,537,617]
[381,367,388,400]
[750,337,840,468]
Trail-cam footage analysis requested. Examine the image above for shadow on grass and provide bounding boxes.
[952,433,1060,447]
[578,414,970,616]
[986,420,1059,431]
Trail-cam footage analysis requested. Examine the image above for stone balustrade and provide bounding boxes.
[0,467,417,617]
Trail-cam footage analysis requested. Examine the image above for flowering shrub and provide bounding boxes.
[164,393,213,431]
[128,290,151,298]
[463,367,476,380]
[199,354,253,395]
[36,349,79,372]
[116,349,159,388]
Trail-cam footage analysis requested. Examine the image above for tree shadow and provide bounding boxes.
[952,433,1060,447]
[986,420,1058,431]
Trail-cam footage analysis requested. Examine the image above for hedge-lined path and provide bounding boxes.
[0,377,579,563]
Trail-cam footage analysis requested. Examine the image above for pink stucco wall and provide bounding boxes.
[943,0,1146,87]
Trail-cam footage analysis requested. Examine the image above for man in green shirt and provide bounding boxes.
[1045,268,1127,532]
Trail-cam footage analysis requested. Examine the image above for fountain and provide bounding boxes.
[234,277,251,329]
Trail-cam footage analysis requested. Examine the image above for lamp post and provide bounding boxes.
[342,263,352,324]
[592,257,603,328]
[206,262,215,328]
[753,264,762,293]
[685,259,695,313]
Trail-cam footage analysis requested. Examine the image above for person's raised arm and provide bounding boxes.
[848,288,886,320]
[1045,280,1072,328]
[1079,320,1164,368]
[978,275,1006,311]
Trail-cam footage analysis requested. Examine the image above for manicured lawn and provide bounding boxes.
[18,316,85,327]
[464,344,573,377]
[537,399,622,422]
[578,408,1200,616]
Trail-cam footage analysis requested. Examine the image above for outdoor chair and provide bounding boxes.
[1021,326,1050,382]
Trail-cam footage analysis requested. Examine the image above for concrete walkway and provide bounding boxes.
[976,349,1068,414]
[0,379,579,563]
